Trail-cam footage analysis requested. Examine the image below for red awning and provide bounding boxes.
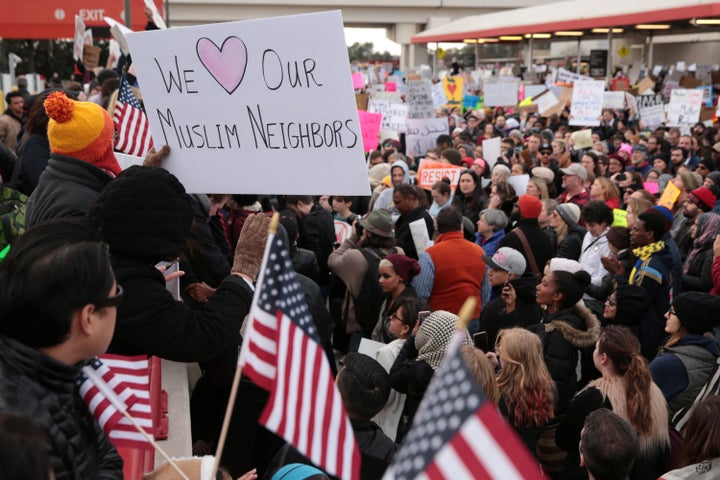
[0,0,164,39]
[412,0,720,43]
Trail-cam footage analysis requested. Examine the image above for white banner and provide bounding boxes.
[405,117,449,156]
[126,11,369,195]
[569,80,605,127]
[667,88,703,128]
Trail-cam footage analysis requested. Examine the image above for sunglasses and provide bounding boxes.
[95,285,124,308]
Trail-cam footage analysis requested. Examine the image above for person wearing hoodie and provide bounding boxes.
[373,158,411,214]
[477,247,541,345]
[551,203,587,261]
[649,292,720,425]
[532,268,601,414]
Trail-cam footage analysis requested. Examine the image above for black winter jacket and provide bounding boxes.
[556,224,587,261]
[499,219,555,275]
[108,257,253,368]
[0,337,123,480]
[25,153,112,228]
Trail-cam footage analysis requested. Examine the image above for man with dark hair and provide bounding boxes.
[602,210,673,358]
[580,409,639,480]
[392,184,434,260]
[0,220,123,479]
[413,207,486,319]
[285,195,335,292]
[520,132,542,168]
[0,90,25,153]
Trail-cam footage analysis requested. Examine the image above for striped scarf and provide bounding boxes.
[630,240,665,284]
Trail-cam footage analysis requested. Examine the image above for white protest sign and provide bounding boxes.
[483,78,519,107]
[602,91,625,110]
[406,78,434,119]
[523,84,546,100]
[144,0,167,29]
[482,137,502,168]
[625,92,637,112]
[569,80,604,126]
[371,91,403,103]
[534,89,559,116]
[73,15,86,61]
[126,11,369,195]
[557,67,592,84]
[667,88,703,128]
[508,174,529,196]
[637,94,665,128]
[105,17,133,55]
[115,152,145,170]
[368,99,408,132]
[410,218,431,256]
[405,117,448,156]
[432,81,446,109]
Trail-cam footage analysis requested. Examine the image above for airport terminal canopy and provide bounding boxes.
[411,0,720,43]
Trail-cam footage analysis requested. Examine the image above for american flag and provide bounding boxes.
[77,354,153,450]
[238,233,360,480]
[113,75,153,157]
[383,333,545,480]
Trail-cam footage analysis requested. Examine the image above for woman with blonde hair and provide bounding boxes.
[493,328,555,454]
[461,345,500,405]
[526,176,549,200]
[557,325,669,480]
[589,176,621,209]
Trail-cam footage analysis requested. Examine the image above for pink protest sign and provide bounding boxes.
[385,81,397,92]
[352,72,364,90]
[643,182,659,195]
[357,110,382,152]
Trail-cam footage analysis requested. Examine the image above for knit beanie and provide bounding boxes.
[384,253,421,284]
[87,166,193,263]
[555,203,581,226]
[707,171,720,189]
[271,463,327,480]
[518,194,542,219]
[647,205,674,230]
[614,284,650,320]
[43,91,121,176]
[680,171,703,193]
[687,187,716,212]
[672,291,720,335]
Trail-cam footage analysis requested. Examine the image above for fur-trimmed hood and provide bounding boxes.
[544,303,601,349]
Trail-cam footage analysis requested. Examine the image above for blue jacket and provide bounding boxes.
[650,335,720,401]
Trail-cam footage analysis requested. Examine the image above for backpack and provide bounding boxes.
[0,186,27,251]
[667,345,720,432]
[350,247,395,337]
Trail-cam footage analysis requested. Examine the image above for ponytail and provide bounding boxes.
[624,353,653,435]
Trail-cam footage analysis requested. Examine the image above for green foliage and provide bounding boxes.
[347,42,397,62]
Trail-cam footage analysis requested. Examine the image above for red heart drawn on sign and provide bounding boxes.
[196,36,248,95]
[447,84,457,95]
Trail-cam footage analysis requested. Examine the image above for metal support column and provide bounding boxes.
[576,37,582,73]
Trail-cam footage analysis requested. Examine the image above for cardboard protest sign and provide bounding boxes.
[406,78,434,119]
[105,17,132,55]
[657,181,681,210]
[571,129,593,150]
[355,93,369,111]
[636,76,655,95]
[442,76,463,105]
[679,76,702,89]
[637,94,665,128]
[602,91,625,110]
[484,78,519,107]
[416,159,463,191]
[667,88,703,128]
[125,10,369,195]
[405,117,449,157]
[569,80,604,126]
[357,110,382,153]
[82,45,102,69]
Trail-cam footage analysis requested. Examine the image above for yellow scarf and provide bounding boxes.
[630,240,665,284]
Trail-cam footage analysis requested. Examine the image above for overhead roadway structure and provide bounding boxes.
[412,0,720,74]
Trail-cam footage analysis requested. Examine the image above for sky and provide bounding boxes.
[344,27,462,56]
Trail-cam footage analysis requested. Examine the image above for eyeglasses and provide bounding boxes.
[94,285,124,308]
[668,307,677,316]
[390,313,404,322]
[606,297,617,307]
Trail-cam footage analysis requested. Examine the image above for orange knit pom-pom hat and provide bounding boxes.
[44,91,121,176]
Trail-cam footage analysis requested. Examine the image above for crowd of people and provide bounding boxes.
[1,25,720,479]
